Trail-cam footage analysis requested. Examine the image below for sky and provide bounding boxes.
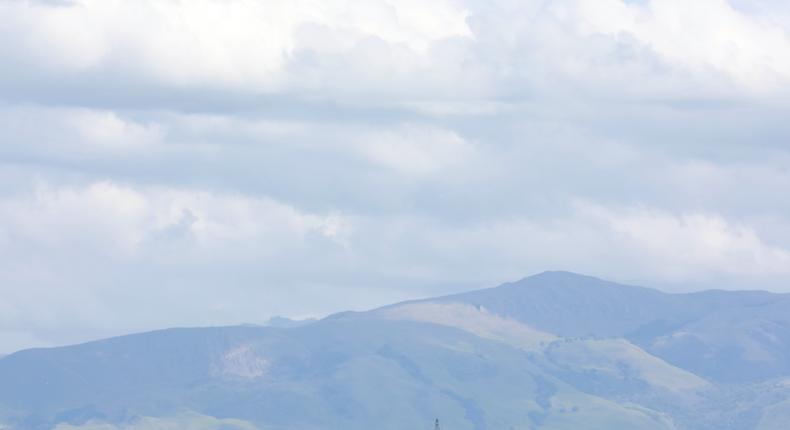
[1,0,790,354]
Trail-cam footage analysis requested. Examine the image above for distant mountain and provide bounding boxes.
[2,271,790,430]
[382,271,790,382]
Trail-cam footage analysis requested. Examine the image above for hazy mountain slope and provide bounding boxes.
[757,398,790,430]
[397,271,790,383]
[3,271,790,430]
[377,301,557,350]
[375,299,712,428]
[418,271,682,337]
[0,326,268,416]
[51,412,259,430]
[375,301,707,394]
[0,317,675,430]
[643,297,790,382]
[414,272,779,338]
[540,338,709,395]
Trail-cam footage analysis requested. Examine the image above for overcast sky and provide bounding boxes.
[1,0,790,354]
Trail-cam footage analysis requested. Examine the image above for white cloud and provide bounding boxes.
[0,106,164,162]
[570,0,790,93]
[0,0,472,91]
[0,181,351,258]
[353,125,474,175]
[580,203,790,279]
[0,181,357,352]
[346,202,790,286]
[3,0,790,104]
[66,110,163,147]
[1,178,789,353]
[1,0,110,71]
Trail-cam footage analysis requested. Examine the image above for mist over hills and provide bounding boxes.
[2,271,790,430]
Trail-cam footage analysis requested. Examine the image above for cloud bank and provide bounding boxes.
[1,0,789,353]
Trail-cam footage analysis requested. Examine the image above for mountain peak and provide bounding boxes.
[512,270,607,285]
[502,271,648,295]
[423,271,669,338]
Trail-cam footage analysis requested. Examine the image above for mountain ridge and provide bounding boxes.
[3,271,790,430]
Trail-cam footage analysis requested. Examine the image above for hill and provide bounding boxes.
[2,272,790,430]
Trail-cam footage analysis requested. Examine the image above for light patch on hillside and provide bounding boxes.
[380,301,556,349]
[546,338,709,393]
[210,344,269,380]
[757,399,790,430]
[52,411,259,430]
[542,389,677,430]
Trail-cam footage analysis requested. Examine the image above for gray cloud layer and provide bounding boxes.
[1,0,789,353]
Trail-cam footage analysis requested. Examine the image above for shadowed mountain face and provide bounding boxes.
[2,272,790,430]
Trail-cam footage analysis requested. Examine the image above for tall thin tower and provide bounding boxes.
[435,418,440,430]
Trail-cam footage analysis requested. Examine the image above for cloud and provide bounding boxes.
[353,125,474,175]
[566,0,790,93]
[0,0,474,98]
[1,0,790,353]
[0,106,164,165]
[329,200,790,290]
[3,0,790,108]
[1,179,789,353]
[578,202,790,280]
[0,181,350,256]
[0,180,357,352]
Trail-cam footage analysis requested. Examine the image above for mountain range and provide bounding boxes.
[2,271,789,430]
